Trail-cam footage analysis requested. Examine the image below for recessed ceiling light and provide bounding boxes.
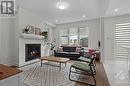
[55,20,58,22]
[82,15,86,18]
[114,9,119,12]
[56,2,68,10]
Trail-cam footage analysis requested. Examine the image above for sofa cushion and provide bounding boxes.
[75,47,81,52]
[62,46,76,52]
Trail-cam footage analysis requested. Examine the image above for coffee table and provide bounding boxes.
[40,56,70,71]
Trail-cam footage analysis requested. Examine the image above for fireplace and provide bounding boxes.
[25,44,41,62]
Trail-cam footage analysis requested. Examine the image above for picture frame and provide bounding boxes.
[35,27,41,35]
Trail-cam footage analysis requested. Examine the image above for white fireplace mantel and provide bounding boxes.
[20,33,44,40]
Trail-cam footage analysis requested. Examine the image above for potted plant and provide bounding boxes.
[24,28,29,33]
[42,31,48,41]
[23,25,31,34]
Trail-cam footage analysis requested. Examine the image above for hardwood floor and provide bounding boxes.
[95,62,110,86]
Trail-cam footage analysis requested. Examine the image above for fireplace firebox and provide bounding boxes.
[25,44,41,62]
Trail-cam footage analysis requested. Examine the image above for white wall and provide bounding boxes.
[0,15,1,64]
[18,7,44,31]
[104,14,130,59]
[54,19,100,49]
[0,17,16,65]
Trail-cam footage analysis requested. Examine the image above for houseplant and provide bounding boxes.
[42,31,48,41]
[24,28,29,33]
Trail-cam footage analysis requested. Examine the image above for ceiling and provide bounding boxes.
[17,0,130,25]
[17,0,100,25]
[105,0,130,17]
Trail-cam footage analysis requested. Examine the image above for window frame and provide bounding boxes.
[59,27,89,47]
[78,27,89,47]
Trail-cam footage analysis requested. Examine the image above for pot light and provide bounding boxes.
[55,20,58,22]
[114,9,119,12]
[82,15,86,18]
[56,2,68,10]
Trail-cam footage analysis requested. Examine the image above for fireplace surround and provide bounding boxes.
[18,37,45,67]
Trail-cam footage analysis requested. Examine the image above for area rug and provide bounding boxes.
[20,61,110,86]
[21,62,75,86]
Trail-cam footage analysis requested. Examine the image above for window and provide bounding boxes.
[79,27,89,47]
[114,23,130,58]
[59,27,89,47]
[59,29,68,45]
[69,28,78,45]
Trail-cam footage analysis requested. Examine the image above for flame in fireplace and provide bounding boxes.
[30,51,37,56]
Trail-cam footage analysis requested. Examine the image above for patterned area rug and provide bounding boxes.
[20,61,110,86]
[21,62,75,86]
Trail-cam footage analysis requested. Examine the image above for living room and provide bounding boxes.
[0,0,130,86]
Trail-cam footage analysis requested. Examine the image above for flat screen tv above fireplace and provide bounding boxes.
[25,44,41,62]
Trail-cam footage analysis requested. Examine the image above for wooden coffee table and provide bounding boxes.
[40,56,70,71]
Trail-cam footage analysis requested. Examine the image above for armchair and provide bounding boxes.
[69,55,96,86]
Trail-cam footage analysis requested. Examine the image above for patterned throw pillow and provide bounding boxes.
[75,47,81,52]
[57,47,63,52]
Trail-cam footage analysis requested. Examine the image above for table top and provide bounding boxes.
[41,56,70,63]
[0,64,22,80]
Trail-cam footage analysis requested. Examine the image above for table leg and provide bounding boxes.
[65,62,66,67]
[59,62,61,71]
[41,60,42,67]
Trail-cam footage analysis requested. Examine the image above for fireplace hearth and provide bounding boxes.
[25,44,41,62]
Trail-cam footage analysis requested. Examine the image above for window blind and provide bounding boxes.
[59,27,89,46]
[114,23,130,58]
